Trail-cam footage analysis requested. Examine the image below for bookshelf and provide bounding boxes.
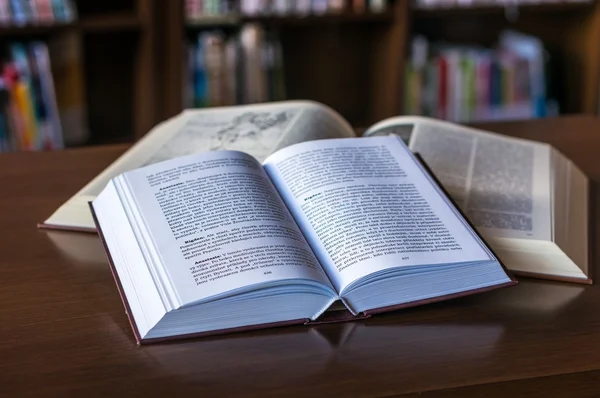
[412,1,596,16]
[161,1,409,128]
[158,0,600,132]
[76,0,158,143]
[411,0,600,117]
[3,1,598,149]
[78,13,143,32]
[0,0,159,150]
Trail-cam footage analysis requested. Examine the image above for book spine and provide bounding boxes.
[27,0,38,22]
[20,0,33,22]
[224,36,238,106]
[194,34,208,107]
[0,0,12,25]
[328,0,346,13]
[369,0,387,12]
[50,0,65,21]
[47,32,89,145]
[27,42,50,149]
[273,0,290,15]
[4,64,26,150]
[312,0,328,14]
[10,0,27,25]
[61,0,75,21]
[295,0,312,15]
[10,44,40,150]
[450,52,461,122]
[35,0,53,22]
[0,78,10,152]
[476,55,489,121]
[31,41,63,149]
[424,62,437,117]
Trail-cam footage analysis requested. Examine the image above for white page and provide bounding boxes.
[121,150,335,306]
[263,136,494,293]
[408,122,552,241]
[366,117,552,241]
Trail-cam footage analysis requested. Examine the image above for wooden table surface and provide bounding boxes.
[2,116,600,397]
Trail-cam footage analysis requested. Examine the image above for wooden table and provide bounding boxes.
[2,116,600,397]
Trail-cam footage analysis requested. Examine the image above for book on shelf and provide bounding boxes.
[47,31,88,146]
[405,31,557,123]
[89,123,515,343]
[40,101,589,285]
[0,41,64,152]
[186,24,285,108]
[186,0,237,21]
[184,0,388,19]
[0,0,75,25]
[365,116,590,284]
[413,0,593,9]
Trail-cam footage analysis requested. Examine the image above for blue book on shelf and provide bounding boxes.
[0,79,8,152]
[10,0,28,25]
[50,0,65,21]
[194,36,208,108]
[490,60,500,108]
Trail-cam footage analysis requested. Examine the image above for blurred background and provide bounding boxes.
[0,0,598,152]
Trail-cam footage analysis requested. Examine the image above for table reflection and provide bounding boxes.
[43,230,107,268]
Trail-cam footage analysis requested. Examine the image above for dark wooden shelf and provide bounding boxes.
[0,22,74,36]
[85,132,134,147]
[186,15,240,27]
[78,13,142,32]
[413,1,594,17]
[0,14,143,37]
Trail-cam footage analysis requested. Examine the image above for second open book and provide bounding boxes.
[91,135,515,343]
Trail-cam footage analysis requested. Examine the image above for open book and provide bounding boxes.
[90,135,515,343]
[41,101,355,232]
[41,100,589,284]
[365,117,590,284]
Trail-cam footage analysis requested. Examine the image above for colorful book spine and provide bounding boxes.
[62,0,76,22]
[0,0,11,25]
[50,0,65,21]
[27,0,38,22]
[437,56,447,120]
[11,44,39,150]
[31,42,63,149]
[193,35,208,108]
[0,41,66,152]
[0,78,10,152]
[312,0,329,14]
[35,0,54,22]
[10,0,27,25]
[406,33,547,122]
[188,24,285,108]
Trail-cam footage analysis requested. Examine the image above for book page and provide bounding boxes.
[43,101,354,230]
[121,150,335,306]
[365,117,552,241]
[80,101,354,197]
[263,136,494,293]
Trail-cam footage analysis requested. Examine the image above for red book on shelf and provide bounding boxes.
[437,56,448,120]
